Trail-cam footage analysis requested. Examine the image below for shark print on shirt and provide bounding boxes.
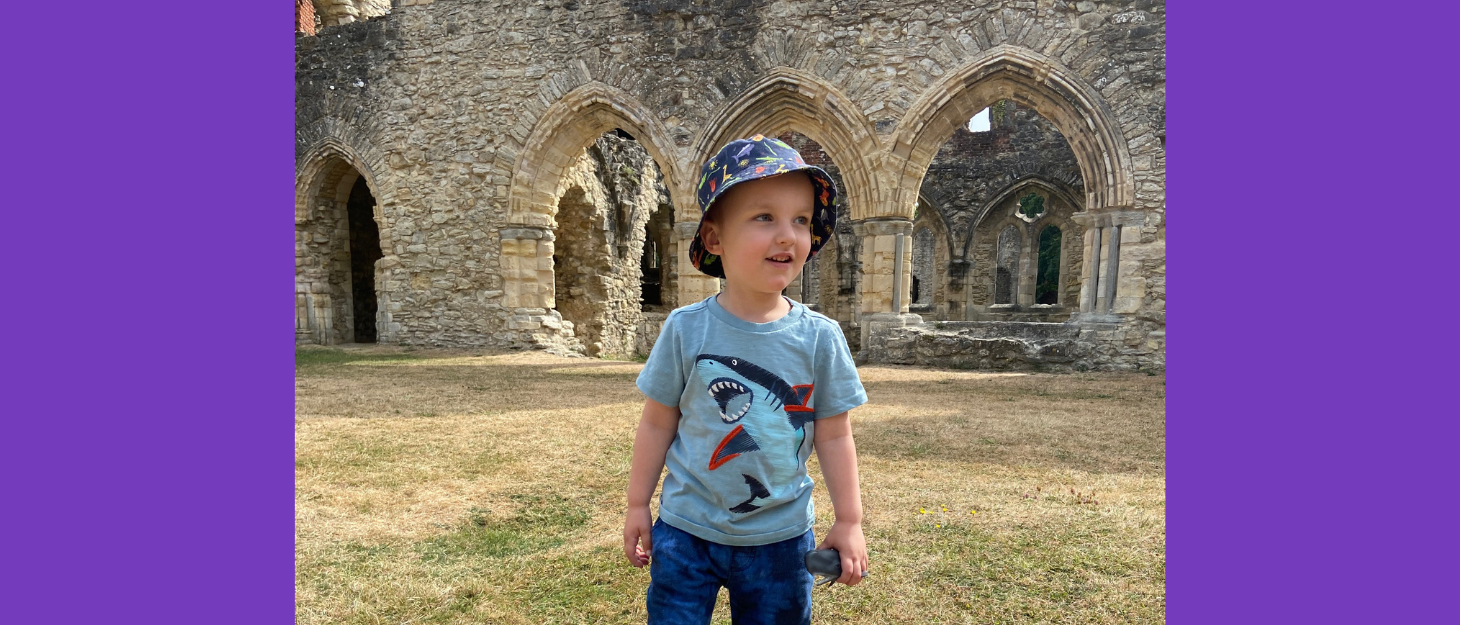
[694,354,816,513]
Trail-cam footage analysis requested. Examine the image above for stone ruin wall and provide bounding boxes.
[294,0,1166,369]
[553,134,673,358]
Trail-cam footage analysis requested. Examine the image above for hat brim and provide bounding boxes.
[688,166,839,279]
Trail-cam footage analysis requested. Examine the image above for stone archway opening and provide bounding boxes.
[915,100,1085,320]
[346,177,382,342]
[549,129,675,358]
[296,156,385,345]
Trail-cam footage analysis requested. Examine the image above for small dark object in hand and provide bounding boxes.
[804,548,868,587]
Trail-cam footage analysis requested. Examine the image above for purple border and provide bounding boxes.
[1172,2,1458,623]
[3,3,294,622]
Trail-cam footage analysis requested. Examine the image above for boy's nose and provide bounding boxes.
[775,221,796,245]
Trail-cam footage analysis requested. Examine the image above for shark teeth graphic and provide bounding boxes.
[707,377,752,423]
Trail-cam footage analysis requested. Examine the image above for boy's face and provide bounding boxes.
[700,172,815,296]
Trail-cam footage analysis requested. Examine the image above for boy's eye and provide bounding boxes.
[753,214,773,221]
[794,216,810,225]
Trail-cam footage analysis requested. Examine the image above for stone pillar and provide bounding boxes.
[853,217,921,362]
[375,254,400,343]
[497,225,581,352]
[1017,229,1038,307]
[1071,209,1145,319]
[298,292,334,345]
[1112,224,1149,315]
[673,221,720,305]
[499,226,555,310]
[855,218,914,315]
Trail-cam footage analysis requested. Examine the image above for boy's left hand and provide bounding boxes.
[816,520,869,586]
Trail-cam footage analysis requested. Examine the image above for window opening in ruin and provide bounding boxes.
[640,223,662,307]
[1019,193,1046,220]
[1035,226,1062,305]
[968,107,991,132]
[302,1,391,32]
[995,225,1021,305]
[553,185,600,352]
[912,227,934,306]
[346,176,381,342]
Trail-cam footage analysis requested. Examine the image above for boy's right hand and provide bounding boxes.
[623,506,653,567]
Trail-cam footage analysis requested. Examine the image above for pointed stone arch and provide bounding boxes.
[500,82,688,312]
[693,67,881,222]
[911,192,956,314]
[892,45,1135,214]
[296,137,394,230]
[295,136,396,345]
[506,82,685,228]
[970,175,1084,244]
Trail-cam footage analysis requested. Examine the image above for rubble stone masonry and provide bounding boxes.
[295,0,1165,369]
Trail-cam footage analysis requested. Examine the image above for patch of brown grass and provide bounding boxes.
[297,345,1164,624]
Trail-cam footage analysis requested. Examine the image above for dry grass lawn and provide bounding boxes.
[296,344,1164,624]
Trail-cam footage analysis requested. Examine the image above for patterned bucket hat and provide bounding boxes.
[689,134,839,279]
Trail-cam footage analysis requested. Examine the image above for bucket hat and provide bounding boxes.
[688,134,838,279]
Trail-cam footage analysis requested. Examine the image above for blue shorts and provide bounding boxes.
[647,518,815,625]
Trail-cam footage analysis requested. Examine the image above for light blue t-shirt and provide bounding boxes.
[636,295,867,546]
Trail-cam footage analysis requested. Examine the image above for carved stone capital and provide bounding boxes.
[673,221,702,239]
[499,226,556,241]
[851,217,914,237]
[1070,208,1145,229]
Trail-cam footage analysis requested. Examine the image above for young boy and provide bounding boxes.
[623,135,869,624]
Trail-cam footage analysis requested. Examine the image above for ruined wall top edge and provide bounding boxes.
[296,0,1166,173]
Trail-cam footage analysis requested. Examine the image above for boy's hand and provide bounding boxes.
[623,505,653,567]
[816,520,869,586]
[624,399,678,568]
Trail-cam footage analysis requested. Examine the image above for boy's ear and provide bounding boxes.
[700,220,724,255]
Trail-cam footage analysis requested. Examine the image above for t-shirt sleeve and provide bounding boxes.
[635,312,686,408]
[812,321,867,419]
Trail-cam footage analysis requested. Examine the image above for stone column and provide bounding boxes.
[1071,209,1145,319]
[298,292,334,345]
[497,225,580,352]
[499,226,555,310]
[853,217,922,363]
[375,253,400,342]
[1017,227,1038,307]
[673,221,720,305]
[855,218,914,315]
